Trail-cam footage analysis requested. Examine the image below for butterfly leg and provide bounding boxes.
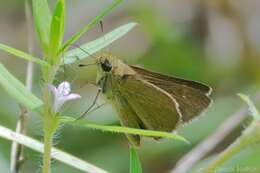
[78,81,97,90]
[76,88,101,120]
[87,102,107,114]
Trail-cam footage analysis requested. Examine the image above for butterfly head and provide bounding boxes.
[99,57,112,72]
[96,53,136,78]
[96,54,117,73]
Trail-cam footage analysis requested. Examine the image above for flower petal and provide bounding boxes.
[54,100,64,113]
[54,93,81,113]
[49,81,81,113]
[48,84,58,97]
[57,81,71,96]
[66,93,81,101]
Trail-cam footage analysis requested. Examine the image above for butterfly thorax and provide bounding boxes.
[96,54,136,98]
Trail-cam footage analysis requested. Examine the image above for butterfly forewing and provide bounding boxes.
[131,66,211,94]
[131,66,212,122]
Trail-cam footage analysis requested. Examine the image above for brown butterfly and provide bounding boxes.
[81,53,212,146]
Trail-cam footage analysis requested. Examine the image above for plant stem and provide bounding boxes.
[10,1,34,172]
[42,84,52,173]
[202,121,260,173]
[0,125,109,173]
[171,106,248,173]
[10,107,28,173]
[41,82,59,173]
[42,114,59,173]
[42,126,53,173]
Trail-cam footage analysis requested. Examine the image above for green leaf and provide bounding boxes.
[0,63,43,111]
[0,43,50,67]
[0,125,108,173]
[49,0,65,62]
[130,146,142,173]
[64,22,137,64]
[238,93,260,120]
[61,116,188,143]
[61,0,123,53]
[32,0,52,54]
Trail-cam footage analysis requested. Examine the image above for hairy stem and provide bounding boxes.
[42,114,59,173]
[42,126,53,173]
[42,84,52,173]
[41,81,59,173]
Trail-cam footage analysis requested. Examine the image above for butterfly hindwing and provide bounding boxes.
[112,93,142,146]
[114,75,181,133]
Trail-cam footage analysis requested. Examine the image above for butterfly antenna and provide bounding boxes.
[99,20,109,52]
[100,20,104,34]
[71,44,97,59]
[78,63,97,67]
[69,44,100,68]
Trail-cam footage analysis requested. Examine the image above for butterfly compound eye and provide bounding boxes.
[101,59,112,72]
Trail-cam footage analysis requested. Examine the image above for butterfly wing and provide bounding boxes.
[114,75,181,133]
[131,66,212,122]
[112,92,142,146]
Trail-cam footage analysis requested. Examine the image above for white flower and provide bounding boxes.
[48,81,81,113]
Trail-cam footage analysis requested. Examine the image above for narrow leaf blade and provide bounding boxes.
[0,43,50,67]
[130,146,142,173]
[61,0,123,52]
[0,63,43,111]
[238,93,260,120]
[64,22,137,64]
[32,0,52,54]
[0,125,108,173]
[49,0,65,60]
[61,116,188,143]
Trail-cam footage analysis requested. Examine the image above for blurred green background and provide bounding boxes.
[1,0,260,173]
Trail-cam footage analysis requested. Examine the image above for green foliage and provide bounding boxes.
[61,116,188,143]
[201,94,260,173]
[65,22,137,64]
[0,0,140,172]
[202,122,260,173]
[61,0,124,53]
[0,124,109,173]
[49,0,65,63]
[0,43,50,67]
[0,63,43,111]
[0,0,208,172]
[238,94,260,120]
[32,0,52,55]
[130,147,143,173]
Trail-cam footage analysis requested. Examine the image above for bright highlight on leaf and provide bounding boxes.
[49,0,65,61]
[0,43,50,67]
[64,22,137,64]
[238,93,260,120]
[130,146,143,173]
[0,125,108,173]
[61,116,189,143]
[32,0,52,54]
[0,63,43,111]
